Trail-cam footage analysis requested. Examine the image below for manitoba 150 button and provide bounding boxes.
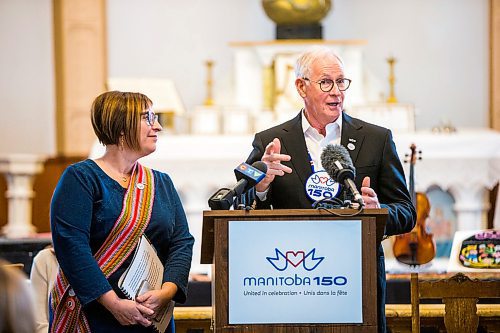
[305,170,340,201]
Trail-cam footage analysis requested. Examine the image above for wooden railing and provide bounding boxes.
[173,304,500,333]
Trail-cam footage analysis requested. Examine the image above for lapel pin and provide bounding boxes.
[347,143,356,151]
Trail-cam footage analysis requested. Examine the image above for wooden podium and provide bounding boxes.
[201,209,388,333]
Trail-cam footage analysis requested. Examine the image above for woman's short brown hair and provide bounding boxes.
[91,91,152,151]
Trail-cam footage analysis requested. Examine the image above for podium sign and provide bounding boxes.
[201,209,387,332]
[228,220,363,324]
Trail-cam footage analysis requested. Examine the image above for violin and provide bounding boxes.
[392,144,436,266]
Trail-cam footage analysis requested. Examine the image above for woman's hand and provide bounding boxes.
[110,298,154,327]
[98,290,153,327]
[136,282,178,319]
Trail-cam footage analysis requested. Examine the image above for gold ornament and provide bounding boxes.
[262,0,332,25]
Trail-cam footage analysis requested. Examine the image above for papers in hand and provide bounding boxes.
[118,235,174,333]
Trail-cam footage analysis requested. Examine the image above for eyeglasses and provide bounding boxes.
[303,77,352,92]
[141,110,158,126]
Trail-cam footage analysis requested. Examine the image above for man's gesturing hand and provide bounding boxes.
[255,138,292,192]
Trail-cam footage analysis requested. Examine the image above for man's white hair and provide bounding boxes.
[294,46,344,79]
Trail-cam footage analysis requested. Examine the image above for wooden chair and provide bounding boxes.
[411,272,500,333]
[2,263,24,270]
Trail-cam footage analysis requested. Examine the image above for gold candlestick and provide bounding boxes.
[204,60,214,106]
[263,64,275,110]
[386,56,398,104]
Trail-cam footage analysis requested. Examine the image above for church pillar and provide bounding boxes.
[0,155,46,238]
[490,0,500,130]
[53,0,107,157]
[449,185,490,231]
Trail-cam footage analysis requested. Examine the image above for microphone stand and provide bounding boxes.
[208,188,234,210]
[208,188,254,210]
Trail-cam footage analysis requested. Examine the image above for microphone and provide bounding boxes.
[233,161,267,197]
[208,161,267,210]
[320,144,364,207]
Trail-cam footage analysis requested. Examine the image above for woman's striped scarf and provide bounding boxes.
[50,163,155,332]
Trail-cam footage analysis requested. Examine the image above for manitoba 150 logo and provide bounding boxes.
[242,248,347,287]
[266,248,324,271]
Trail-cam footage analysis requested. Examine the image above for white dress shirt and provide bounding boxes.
[302,110,343,172]
[256,111,343,201]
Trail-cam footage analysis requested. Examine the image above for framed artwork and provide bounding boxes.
[273,53,303,113]
[426,186,457,258]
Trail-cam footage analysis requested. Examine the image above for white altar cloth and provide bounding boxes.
[90,129,500,274]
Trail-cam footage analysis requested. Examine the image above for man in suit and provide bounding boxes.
[246,46,416,333]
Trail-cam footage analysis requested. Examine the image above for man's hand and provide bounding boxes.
[256,138,292,192]
[361,176,381,208]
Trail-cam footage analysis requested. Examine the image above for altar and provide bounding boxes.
[90,129,500,275]
[91,39,500,274]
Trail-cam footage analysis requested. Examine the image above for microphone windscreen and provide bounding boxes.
[251,161,268,174]
[320,144,355,179]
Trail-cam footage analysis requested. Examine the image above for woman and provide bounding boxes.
[50,91,194,332]
[30,246,58,333]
